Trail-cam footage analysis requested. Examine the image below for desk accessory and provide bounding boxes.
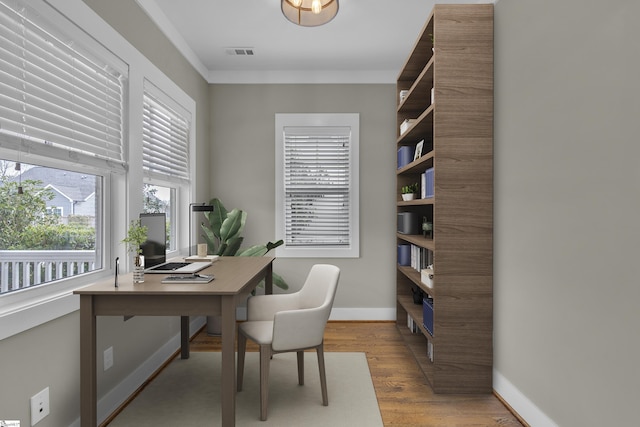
[161,274,214,284]
[115,257,119,288]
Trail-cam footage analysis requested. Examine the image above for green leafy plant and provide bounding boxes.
[201,198,288,290]
[402,183,419,194]
[122,220,147,267]
[0,178,56,249]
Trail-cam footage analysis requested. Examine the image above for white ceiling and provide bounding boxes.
[136,0,493,84]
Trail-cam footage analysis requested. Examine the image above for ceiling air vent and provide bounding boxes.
[225,47,255,56]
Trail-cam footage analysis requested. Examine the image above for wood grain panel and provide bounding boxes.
[396,4,494,394]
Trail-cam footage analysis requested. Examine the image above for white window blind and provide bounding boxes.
[0,0,126,170]
[142,89,190,182]
[284,127,351,246]
[276,113,359,258]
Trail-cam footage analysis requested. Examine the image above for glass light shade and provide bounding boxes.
[311,0,322,14]
[282,0,338,27]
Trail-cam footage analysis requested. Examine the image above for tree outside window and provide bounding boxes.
[0,159,101,293]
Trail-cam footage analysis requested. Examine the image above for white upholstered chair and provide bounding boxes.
[236,264,340,421]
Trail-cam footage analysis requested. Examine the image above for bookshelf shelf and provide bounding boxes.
[397,269,435,299]
[396,152,434,175]
[395,4,494,394]
[396,234,434,250]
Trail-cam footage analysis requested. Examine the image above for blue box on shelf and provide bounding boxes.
[397,146,413,169]
[398,244,411,266]
[423,296,434,335]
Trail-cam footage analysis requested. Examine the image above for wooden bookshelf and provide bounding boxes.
[395,4,494,394]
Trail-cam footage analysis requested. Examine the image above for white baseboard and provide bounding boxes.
[68,316,206,427]
[330,307,396,321]
[493,370,558,427]
[236,307,397,322]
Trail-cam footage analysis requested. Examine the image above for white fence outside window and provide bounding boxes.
[0,250,96,293]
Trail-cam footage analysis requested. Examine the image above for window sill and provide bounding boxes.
[276,246,360,258]
[0,271,111,340]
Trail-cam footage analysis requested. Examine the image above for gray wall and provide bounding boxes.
[209,84,397,310]
[494,0,640,425]
[82,0,212,204]
[1,313,80,425]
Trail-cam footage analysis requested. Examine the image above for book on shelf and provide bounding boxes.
[410,244,432,271]
[407,314,418,334]
[422,296,434,336]
[421,167,434,199]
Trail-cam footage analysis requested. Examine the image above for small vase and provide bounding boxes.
[402,193,415,201]
[422,218,433,238]
[133,254,145,283]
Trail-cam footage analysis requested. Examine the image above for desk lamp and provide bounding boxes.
[189,203,214,256]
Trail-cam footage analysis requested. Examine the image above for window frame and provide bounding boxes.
[0,148,116,335]
[0,0,123,330]
[141,80,193,255]
[0,0,197,340]
[275,113,360,258]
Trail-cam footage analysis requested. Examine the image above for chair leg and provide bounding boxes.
[237,331,246,392]
[317,342,328,406]
[297,350,304,385]
[259,344,271,421]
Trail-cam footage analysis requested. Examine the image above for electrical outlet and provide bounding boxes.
[104,346,114,371]
[30,387,50,426]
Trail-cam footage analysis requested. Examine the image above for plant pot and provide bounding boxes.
[133,254,145,283]
[402,193,416,201]
[206,315,221,336]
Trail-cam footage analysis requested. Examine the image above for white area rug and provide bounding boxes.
[108,351,383,426]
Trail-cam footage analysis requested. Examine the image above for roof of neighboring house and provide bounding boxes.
[14,166,96,202]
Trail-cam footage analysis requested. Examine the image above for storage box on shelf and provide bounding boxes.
[395,4,493,394]
[422,296,434,336]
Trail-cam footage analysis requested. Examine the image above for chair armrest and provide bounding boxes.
[271,306,329,351]
[246,293,300,321]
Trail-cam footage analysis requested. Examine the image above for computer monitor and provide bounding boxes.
[139,213,166,268]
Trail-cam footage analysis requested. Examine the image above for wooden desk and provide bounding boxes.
[74,256,274,427]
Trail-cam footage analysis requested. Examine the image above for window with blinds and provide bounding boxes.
[142,82,192,254]
[0,0,126,171]
[276,114,359,258]
[142,88,190,182]
[0,0,125,300]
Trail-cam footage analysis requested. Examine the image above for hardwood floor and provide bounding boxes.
[190,321,525,427]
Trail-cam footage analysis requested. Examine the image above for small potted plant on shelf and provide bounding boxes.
[401,183,419,201]
[122,219,148,283]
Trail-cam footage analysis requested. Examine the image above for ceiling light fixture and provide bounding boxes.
[282,0,339,27]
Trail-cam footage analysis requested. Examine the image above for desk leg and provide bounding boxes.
[265,262,273,295]
[180,316,190,359]
[79,295,97,427]
[220,295,236,427]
